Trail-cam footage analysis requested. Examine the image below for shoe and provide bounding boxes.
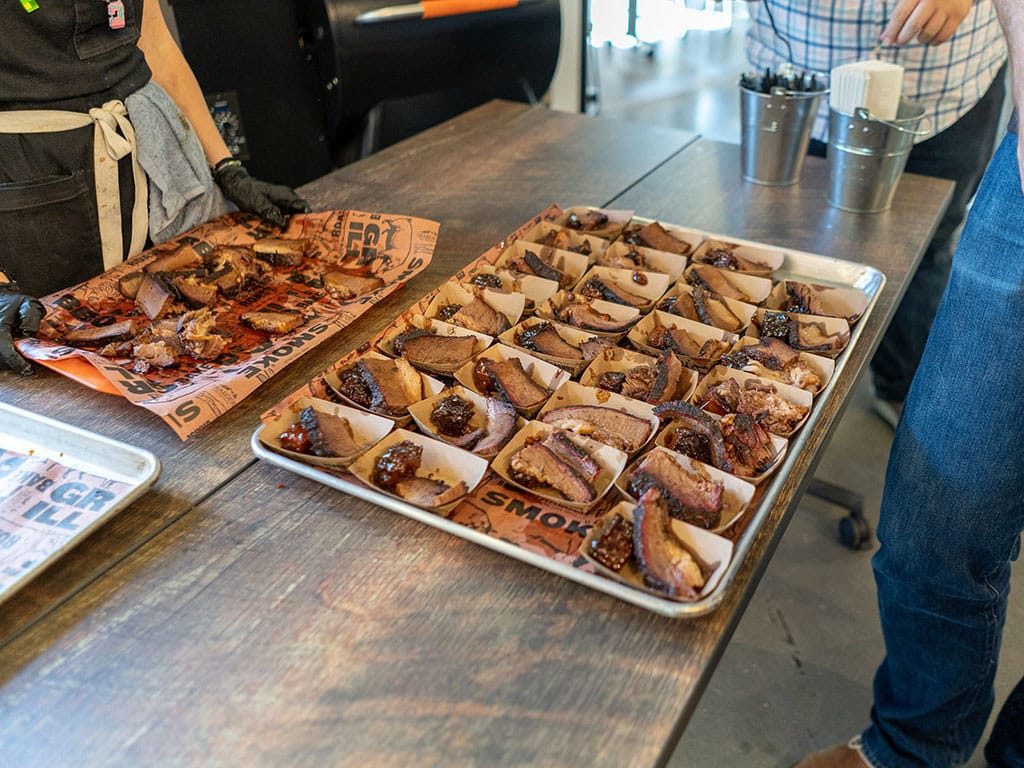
[793,743,870,767]
[871,397,903,430]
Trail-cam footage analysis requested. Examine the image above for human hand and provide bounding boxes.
[0,277,44,376]
[213,160,311,229]
[881,0,972,45]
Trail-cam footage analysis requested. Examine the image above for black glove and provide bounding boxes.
[0,274,44,376]
[213,159,310,229]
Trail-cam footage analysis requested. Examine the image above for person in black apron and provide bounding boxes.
[0,0,308,375]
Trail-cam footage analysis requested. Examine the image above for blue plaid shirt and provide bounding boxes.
[746,0,1007,143]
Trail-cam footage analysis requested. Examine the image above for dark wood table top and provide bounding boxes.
[0,101,695,647]
[0,113,952,767]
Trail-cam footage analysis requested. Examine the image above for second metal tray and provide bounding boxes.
[0,402,161,607]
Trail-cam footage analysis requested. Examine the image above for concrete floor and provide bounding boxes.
[587,8,1024,766]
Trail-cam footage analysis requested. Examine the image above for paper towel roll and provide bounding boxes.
[829,60,904,119]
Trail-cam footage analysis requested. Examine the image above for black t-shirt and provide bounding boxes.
[0,0,152,112]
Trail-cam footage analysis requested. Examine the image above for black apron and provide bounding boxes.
[0,0,151,297]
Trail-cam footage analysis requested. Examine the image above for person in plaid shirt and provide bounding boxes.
[766,3,1024,765]
[747,0,1007,429]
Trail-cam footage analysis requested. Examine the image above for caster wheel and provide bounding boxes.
[839,515,872,550]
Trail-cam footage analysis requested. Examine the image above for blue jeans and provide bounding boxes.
[859,133,1024,767]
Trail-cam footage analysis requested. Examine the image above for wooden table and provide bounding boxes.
[0,103,952,768]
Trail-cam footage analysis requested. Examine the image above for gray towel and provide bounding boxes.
[126,82,235,244]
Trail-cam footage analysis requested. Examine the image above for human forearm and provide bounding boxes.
[137,0,230,166]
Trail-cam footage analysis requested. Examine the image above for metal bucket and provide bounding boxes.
[827,100,928,213]
[740,83,825,186]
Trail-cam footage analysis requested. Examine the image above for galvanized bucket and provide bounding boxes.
[740,83,825,186]
[827,100,928,213]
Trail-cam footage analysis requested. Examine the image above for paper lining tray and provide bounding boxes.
[0,402,161,607]
[252,205,886,618]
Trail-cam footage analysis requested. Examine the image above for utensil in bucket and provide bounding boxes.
[740,81,826,186]
[827,100,929,213]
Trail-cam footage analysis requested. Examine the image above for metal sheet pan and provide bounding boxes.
[252,216,884,618]
[0,402,161,606]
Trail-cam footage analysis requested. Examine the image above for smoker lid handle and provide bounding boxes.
[355,0,539,23]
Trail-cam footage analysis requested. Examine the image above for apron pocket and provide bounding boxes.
[0,172,104,296]
[73,0,140,60]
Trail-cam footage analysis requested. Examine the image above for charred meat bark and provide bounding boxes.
[695,240,773,275]
[618,365,655,399]
[598,246,645,271]
[700,377,808,434]
[647,324,730,367]
[662,425,714,467]
[579,336,613,360]
[721,338,823,393]
[691,285,744,332]
[372,441,466,506]
[687,265,750,302]
[758,310,848,355]
[540,404,652,452]
[252,237,308,266]
[627,449,724,529]
[207,246,269,297]
[471,398,518,458]
[473,357,550,410]
[324,271,385,299]
[517,322,583,360]
[727,337,799,369]
[589,513,635,572]
[145,248,203,274]
[720,413,778,476]
[621,222,692,255]
[450,298,509,336]
[172,275,219,308]
[394,477,468,508]
[241,310,304,334]
[435,304,462,322]
[653,400,733,472]
[430,393,477,437]
[660,291,699,321]
[178,308,225,359]
[536,228,592,255]
[596,370,627,394]
[399,333,478,371]
[565,210,609,231]
[782,281,826,315]
[633,488,707,599]
[645,350,686,403]
[391,328,433,354]
[65,319,140,346]
[372,440,421,490]
[297,406,360,458]
[508,440,597,503]
[542,431,601,483]
[357,356,422,416]
[579,276,648,308]
[509,248,573,288]
[334,366,373,407]
[470,273,504,289]
[552,295,632,333]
